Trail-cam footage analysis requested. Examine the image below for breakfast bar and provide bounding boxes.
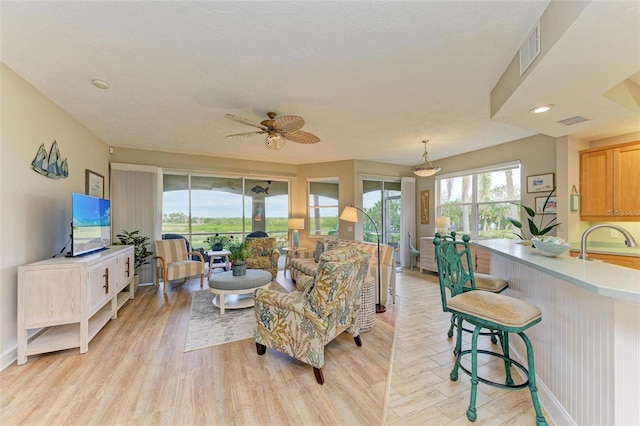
[473,239,640,426]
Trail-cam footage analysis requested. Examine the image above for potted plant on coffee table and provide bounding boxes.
[114,230,153,291]
[228,240,249,276]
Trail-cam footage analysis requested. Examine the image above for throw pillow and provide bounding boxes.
[314,240,325,263]
[326,241,348,252]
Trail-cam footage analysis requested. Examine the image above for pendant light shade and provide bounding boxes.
[412,140,441,177]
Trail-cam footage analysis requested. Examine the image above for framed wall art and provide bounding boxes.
[85,169,104,198]
[527,173,555,193]
[535,196,557,214]
[420,190,430,224]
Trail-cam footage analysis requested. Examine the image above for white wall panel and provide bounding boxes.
[491,257,638,426]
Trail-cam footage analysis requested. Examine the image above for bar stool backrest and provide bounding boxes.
[433,234,477,313]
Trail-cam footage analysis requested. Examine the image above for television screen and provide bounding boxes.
[71,193,111,256]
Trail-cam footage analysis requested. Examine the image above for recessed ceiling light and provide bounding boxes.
[530,104,554,114]
[92,79,110,90]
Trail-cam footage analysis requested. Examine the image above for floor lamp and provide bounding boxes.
[339,205,385,313]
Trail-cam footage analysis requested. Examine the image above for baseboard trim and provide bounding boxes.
[1,345,17,372]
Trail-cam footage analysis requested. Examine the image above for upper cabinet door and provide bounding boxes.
[580,141,640,221]
[614,143,640,217]
[581,148,613,218]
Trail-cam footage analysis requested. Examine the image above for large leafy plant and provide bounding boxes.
[114,230,153,270]
[507,188,560,240]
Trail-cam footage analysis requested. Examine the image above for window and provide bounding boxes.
[308,178,339,237]
[162,173,290,251]
[436,162,520,239]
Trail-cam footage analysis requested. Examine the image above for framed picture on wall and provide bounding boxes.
[420,190,430,224]
[535,196,557,214]
[85,169,104,198]
[527,173,554,193]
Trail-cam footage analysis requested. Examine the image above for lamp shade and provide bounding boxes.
[412,140,441,177]
[339,206,359,223]
[288,218,305,230]
[435,216,451,233]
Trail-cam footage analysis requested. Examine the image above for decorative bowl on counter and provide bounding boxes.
[531,236,571,257]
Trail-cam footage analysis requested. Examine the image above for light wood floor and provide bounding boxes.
[386,269,554,425]
[1,268,552,425]
[0,270,396,425]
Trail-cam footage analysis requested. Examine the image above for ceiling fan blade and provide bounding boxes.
[272,115,305,132]
[226,131,266,138]
[225,114,268,130]
[284,130,320,144]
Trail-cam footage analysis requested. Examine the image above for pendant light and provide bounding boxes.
[412,140,441,177]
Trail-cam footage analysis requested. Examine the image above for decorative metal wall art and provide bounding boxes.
[32,140,68,179]
[420,190,430,224]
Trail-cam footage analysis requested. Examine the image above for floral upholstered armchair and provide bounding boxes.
[245,237,280,279]
[254,247,370,384]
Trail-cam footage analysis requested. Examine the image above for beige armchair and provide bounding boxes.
[254,247,371,384]
[153,239,204,296]
[245,237,279,279]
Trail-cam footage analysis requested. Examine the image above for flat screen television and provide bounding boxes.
[71,193,111,256]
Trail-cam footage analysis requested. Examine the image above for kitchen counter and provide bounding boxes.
[471,238,639,426]
[474,239,640,303]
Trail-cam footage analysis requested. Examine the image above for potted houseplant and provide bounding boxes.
[114,230,153,291]
[204,234,232,251]
[507,188,560,241]
[228,240,249,276]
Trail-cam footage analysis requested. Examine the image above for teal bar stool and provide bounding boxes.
[435,232,508,348]
[433,235,547,425]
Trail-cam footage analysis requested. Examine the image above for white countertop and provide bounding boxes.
[473,239,640,303]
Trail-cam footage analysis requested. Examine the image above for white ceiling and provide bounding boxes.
[2,1,639,166]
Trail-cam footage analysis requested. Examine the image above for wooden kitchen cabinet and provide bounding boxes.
[569,250,640,270]
[580,141,640,221]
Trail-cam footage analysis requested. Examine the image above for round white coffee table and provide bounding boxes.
[208,269,272,314]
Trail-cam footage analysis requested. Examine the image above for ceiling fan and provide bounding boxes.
[225,112,320,150]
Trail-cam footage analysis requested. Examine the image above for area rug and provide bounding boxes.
[184,282,288,352]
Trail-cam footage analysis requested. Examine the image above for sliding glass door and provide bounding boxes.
[362,179,401,263]
[162,173,289,253]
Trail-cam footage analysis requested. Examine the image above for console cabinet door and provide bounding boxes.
[87,264,109,316]
[420,237,437,272]
[114,250,134,290]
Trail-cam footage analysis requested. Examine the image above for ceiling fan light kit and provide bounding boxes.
[412,140,441,177]
[225,111,320,151]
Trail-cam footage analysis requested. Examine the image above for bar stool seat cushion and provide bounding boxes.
[467,273,508,292]
[448,291,541,329]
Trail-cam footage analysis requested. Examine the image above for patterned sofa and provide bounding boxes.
[245,237,280,279]
[290,237,396,305]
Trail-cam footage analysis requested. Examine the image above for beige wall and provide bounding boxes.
[0,63,110,367]
[414,134,557,240]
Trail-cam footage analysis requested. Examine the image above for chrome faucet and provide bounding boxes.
[578,224,638,260]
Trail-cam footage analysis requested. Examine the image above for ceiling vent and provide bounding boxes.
[557,116,590,126]
[519,21,540,76]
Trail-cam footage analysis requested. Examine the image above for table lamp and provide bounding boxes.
[435,216,451,235]
[288,218,305,249]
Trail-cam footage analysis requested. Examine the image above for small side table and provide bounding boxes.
[283,247,309,277]
[206,249,231,278]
